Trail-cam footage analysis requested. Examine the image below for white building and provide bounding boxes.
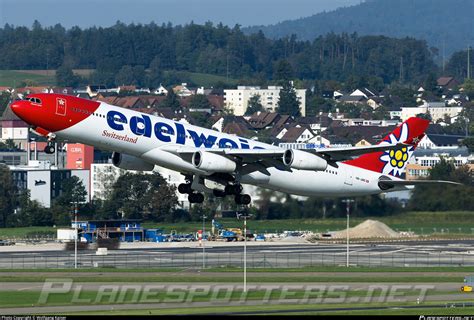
[153,84,168,95]
[400,106,427,122]
[10,162,90,208]
[224,85,306,116]
[173,83,194,97]
[417,134,465,150]
[401,102,463,123]
[406,147,473,180]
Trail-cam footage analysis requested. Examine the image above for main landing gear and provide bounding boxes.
[178,175,251,205]
[224,184,251,205]
[178,182,205,204]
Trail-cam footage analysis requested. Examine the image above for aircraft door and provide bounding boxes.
[344,166,353,186]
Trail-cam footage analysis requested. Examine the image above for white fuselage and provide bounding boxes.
[57,102,388,197]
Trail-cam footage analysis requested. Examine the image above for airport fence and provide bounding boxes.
[1,249,474,269]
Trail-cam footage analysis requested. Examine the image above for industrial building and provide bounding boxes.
[71,219,166,243]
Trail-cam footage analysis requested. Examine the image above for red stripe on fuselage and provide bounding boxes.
[20,93,100,133]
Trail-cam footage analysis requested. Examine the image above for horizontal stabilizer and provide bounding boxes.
[378,179,462,190]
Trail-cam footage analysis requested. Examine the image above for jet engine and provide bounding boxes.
[282,149,328,171]
[112,152,155,171]
[192,151,237,173]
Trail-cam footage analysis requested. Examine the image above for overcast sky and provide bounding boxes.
[0,0,361,28]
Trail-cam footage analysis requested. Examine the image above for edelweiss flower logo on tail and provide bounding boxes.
[379,123,414,177]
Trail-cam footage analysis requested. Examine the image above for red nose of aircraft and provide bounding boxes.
[10,100,29,120]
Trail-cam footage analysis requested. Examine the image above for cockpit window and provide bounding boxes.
[27,97,42,105]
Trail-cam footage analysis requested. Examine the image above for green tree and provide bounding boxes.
[277,81,301,117]
[273,60,294,82]
[4,139,17,150]
[245,94,264,115]
[0,92,11,116]
[16,191,52,227]
[147,56,163,88]
[461,136,474,152]
[0,165,15,227]
[52,176,88,225]
[56,65,79,87]
[55,176,87,207]
[159,88,181,110]
[462,79,474,99]
[188,94,211,110]
[107,172,178,221]
[408,158,474,211]
[423,73,438,93]
[115,65,135,86]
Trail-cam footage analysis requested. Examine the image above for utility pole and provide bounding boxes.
[237,211,253,292]
[341,199,354,268]
[72,202,78,269]
[202,214,207,269]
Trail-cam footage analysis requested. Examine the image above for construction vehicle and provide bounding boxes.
[212,219,243,241]
[461,275,474,292]
[211,219,254,241]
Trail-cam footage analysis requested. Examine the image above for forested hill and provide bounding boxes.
[243,0,474,56]
[0,22,438,86]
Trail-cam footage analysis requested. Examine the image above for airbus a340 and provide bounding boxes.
[10,94,458,205]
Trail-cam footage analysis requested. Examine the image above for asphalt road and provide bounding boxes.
[1,241,474,268]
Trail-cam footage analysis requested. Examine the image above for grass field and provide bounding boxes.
[0,70,56,87]
[1,266,469,315]
[174,71,238,87]
[2,266,474,273]
[2,211,473,239]
[65,303,474,316]
[0,69,236,88]
[0,289,462,308]
[0,273,464,283]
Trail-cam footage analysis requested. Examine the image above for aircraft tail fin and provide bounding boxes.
[344,117,429,178]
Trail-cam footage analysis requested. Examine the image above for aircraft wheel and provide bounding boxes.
[225,184,243,195]
[189,192,204,204]
[178,183,192,194]
[44,145,55,154]
[213,189,226,198]
[235,194,251,205]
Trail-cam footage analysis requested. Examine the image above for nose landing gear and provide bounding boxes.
[44,143,55,154]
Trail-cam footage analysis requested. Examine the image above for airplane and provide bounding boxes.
[10,93,459,205]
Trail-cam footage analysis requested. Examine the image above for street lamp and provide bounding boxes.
[202,214,207,269]
[70,202,78,269]
[341,199,354,268]
[237,211,253,292]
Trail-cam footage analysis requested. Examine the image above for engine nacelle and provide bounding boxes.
[282,149,328,171]
[192,151,237,173]
[112,152,155,171]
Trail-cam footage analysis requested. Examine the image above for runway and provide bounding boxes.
[1,241,474,269]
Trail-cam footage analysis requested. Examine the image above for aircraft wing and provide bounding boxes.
[310,143,410,161]
[163,143,408,164]
[162,146,286,162]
